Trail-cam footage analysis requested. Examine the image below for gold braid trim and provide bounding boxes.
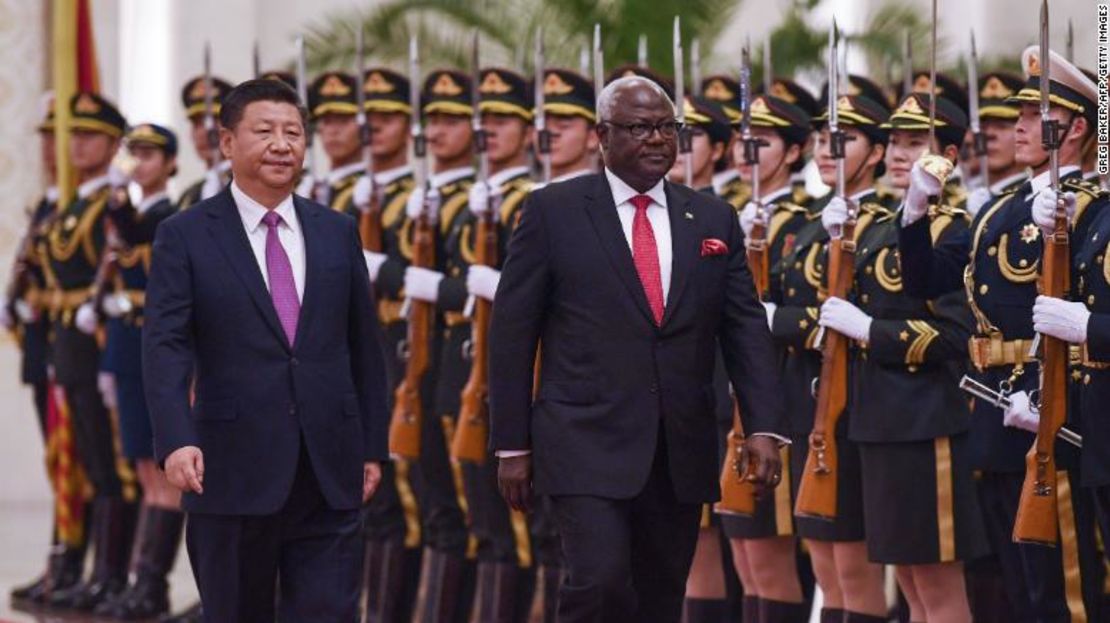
[905,320,940,365]
[997,234,1040,283]
[875,248,903,293]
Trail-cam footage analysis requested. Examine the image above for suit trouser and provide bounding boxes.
[551,435,701,623]
[53,326,127,498]
[186,443,363,623]
[977,470,1100,623]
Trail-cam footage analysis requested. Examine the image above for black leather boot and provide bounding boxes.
[158,601,203,623]
[96,506,183,619]
[363,538,406,623]
[742,596,761,623]
[413,548,466,623]
[760,598,809,622]
[843,611,888,623]
[682,597,728,622]
[820,607,846,623]
[469,561,522,623]
[48,497,137,611]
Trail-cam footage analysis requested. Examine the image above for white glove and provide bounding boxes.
[406,187,429,221]
[101,292,131,318]
[739,201,762,240]
[98,372,118,411]
[818,296,872,342]
[200,168,222,200]
[74,302,98,335]
[821,196,850,238]
[362,250,388,283]
[966,187,992,219]
[295,174,316,199]
[14,299,36,324]
[468,182,494,216]
[761,301,777,332]
[1032,188,1077,236]
[1003,390,1039,434]
[107,164,131,190]
[901,159,943,225]
[1033,295,1090,344]
[403,266,444,302]
[353,175,373,210]
[467,265,501,301]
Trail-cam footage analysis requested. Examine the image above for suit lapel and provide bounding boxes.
[205,189,290,351]
[583,174,657,327]
[292,198,321,352]
[662,182,696,327]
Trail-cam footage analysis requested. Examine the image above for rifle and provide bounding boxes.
[389,36,432,460]
[252,40,261,79]
[295,36,319,200]
[1013,0,1070,545]
[452,32,495,463]
[674,17,693,187]
[89,190,132,320]
[354,25,382,251]
[202,43,222,172]
[795,20,856,521]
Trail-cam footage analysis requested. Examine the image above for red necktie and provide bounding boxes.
[629,194,664,325]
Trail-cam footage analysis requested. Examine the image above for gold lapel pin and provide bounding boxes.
[684,211,694,220]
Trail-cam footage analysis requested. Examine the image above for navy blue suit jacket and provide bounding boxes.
[143,187,389,515]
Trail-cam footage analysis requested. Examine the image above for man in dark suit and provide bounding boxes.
[143,79,390,622]
[488,76,787,623]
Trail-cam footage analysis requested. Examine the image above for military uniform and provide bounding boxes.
[897,48,1104,618]
[42,93,140,613]
[306,70,364,210]
[176,76,232,212]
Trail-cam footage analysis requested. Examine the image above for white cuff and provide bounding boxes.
[748,432,792,446]
[496,450,532,458]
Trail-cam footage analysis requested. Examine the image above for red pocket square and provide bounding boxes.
[701,238,728,257]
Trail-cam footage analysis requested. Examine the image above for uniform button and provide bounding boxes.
[1089,295,1096,305]
[861,294,870,304]
[988,246,998,256]
[788,288,796,296]
[979,284,989,295]
[1079,263,1087,270]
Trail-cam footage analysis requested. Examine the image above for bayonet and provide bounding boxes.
[466,30,488,318]
[674,16,692,186]
[579,43,590,76]
[740,42,766,213]
[903,29,913,98]
[535,28,551,183]
[1066,19,1074,63]
[593,24,604,113]
[691,38,702,94]
[355,23,374,198]
[202,42,220,168]
[252,40,261,79]
[1040,0,1060,192]
[968,30,989,188]
[959,377,1082,448]
[763,35,773,94]
[928,0,938,152]
[295,36,317,186]
[638,34,649,68]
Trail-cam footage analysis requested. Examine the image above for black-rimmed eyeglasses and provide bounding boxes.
[601,119,684,140]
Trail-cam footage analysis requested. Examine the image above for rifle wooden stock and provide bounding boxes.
[389,214,435,459]
[718,397,757,515]
[719,215,771,514]
[452,211,498,463]
[1013,213,1070,545]
[795,221,856,520]
[358,194,383,252]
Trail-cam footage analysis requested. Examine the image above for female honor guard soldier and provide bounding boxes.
[723,93,813,623]
[91,123,183,620]
[898,46,1104,622]
[176,75,233,211]
[772,81,893,623]
[823,93,988,622]
[42,92,140,613]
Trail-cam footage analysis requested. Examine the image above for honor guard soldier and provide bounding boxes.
[904,71,970,210]
[964,72,1028,218]
[760,78,821,208]
[898,46,1104,622]
[774,88,893,623]
[91,123,183,620]
[536,68,599,185]
[827,92,987,621]
[1026,59,1110,614]
[457,65,537,621]
[402,68,478,622]
[7,98,89,608]
[666,96,732,193]
[178,75,233,211]
[259,70,298,92]
[606,64,676,99]
[722,93,815,623]
[700,75,748,209]
[352,66,424,623]
[42,92,140,613]
[305,71,364,209]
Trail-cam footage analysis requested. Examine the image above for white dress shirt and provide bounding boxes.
[1026,165,1080,201]
[989,171,1028,196]
[77,174,110,200]
[231,181,306,303]
[604,167,673,304]
[137,191,169,215]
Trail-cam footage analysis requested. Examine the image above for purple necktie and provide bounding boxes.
[262,211,300,345]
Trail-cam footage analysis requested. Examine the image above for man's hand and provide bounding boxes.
[740,435,783,500]
[498,454,532,513]
[363,461,382,503]
[165,446,205,494]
